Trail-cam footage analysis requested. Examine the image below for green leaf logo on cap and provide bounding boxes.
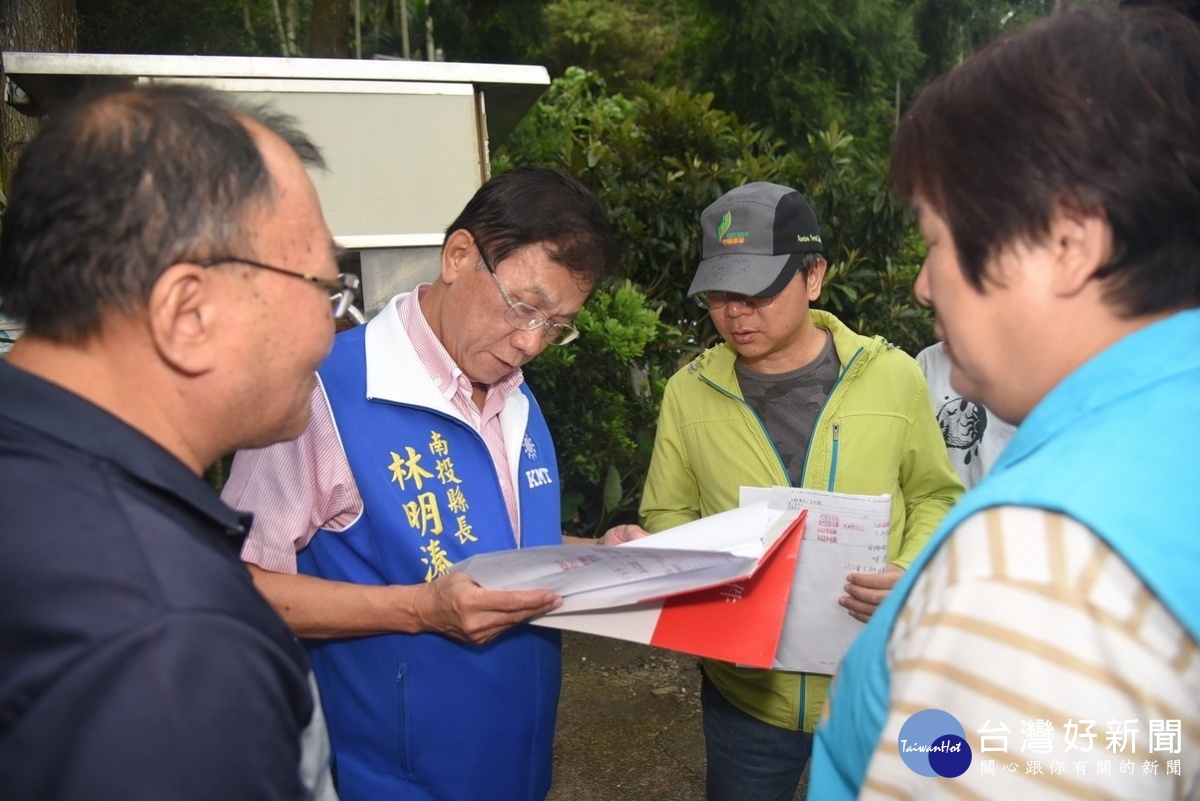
[716,211,731,241]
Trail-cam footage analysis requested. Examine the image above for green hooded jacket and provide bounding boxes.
[640,309,963,731]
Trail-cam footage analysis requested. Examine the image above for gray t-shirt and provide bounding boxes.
[736,331,840,486]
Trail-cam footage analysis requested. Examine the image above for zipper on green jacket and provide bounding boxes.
[829,422,840,492]
[798,346,863,493]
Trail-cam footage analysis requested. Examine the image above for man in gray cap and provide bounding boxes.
[639,182,961,801]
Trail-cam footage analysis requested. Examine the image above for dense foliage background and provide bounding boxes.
[4,0,1120,528]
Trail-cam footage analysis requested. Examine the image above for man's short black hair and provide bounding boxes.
[0,83,324,341]
[445,165,619,285]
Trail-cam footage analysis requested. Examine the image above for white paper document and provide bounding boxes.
[452,502,801,614]
[741,485,891,673]
[453,487,888,673]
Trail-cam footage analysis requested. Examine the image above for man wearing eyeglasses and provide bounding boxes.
[222,165,639,801]
[639,182,962,801]
[0,85,340,799]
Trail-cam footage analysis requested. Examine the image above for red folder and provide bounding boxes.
[649,510,807,668]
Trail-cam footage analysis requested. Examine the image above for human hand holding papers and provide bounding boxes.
[452,501,806,669]
[453,486,890,672]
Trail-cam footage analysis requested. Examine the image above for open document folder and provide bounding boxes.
[453,502,809,669]
[453,501,804,613]
[456,486,892,672]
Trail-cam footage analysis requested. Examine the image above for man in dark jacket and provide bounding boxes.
[0,83,355,800]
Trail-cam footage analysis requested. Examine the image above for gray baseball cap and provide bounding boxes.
[688,182,824,298]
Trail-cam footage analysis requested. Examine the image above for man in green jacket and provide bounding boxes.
[640,182,962,801]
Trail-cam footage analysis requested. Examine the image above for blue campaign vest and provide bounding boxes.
[809,309,1200,799]
[298,324,562,801]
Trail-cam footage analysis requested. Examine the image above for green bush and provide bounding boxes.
[541,0,675,90]
[521,280,677,535]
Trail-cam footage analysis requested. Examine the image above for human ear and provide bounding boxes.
[440,228,477,285]
[806,257,828,302]
[1047,205,1115,298]
[147,263,220,376]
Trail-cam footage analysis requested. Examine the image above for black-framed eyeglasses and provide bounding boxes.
[469,233,580,346]
[202,256,360,320]
[693,290,778,310]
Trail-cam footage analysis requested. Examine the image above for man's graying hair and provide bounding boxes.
[0,82,325,342]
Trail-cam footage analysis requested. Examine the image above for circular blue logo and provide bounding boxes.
[897,708,972,778]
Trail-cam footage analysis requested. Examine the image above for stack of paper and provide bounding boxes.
[452,487,891,673]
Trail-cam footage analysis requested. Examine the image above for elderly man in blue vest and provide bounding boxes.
[809,8,1200,799]
[222,166,643,800]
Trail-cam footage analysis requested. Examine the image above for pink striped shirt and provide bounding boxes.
[223,287,523,574]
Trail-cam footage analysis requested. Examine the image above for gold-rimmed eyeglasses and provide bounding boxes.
[202,256,360,320]
[469,233,580,346]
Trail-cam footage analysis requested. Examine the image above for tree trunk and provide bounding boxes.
[270,0,290,55]
[424,0,434,61]
[400,0,410,58]
[285,0,298,55]
[309,0,351,58]
[0,0,78,200]
[353,0,361,59]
